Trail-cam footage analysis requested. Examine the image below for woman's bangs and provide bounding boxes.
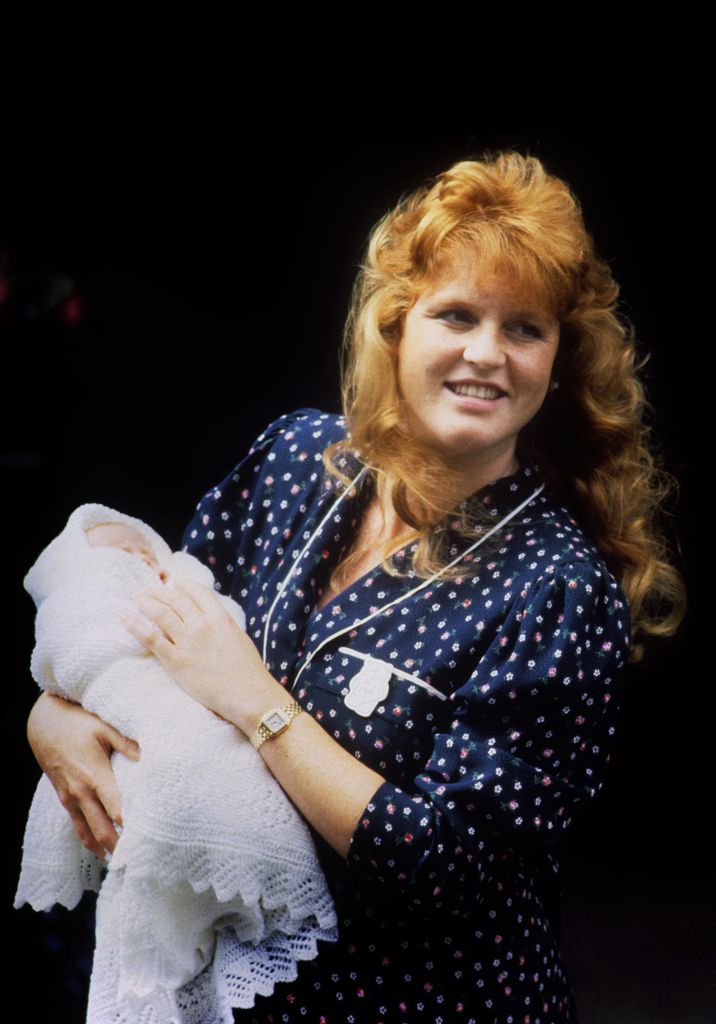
[430,235,563,317]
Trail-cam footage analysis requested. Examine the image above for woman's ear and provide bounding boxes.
[548,326,571,390]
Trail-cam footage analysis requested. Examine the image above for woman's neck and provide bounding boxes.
[367,491,415,544]
[375,449,521,534]
[440,450,521,507]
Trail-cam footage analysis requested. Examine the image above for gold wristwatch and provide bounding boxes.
[250,702,303,750]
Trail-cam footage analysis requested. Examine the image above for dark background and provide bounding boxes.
[2,128,711,1022]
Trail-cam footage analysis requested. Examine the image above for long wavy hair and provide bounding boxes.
[322,151,685,662]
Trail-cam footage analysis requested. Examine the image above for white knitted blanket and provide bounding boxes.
[16,503,337,1023]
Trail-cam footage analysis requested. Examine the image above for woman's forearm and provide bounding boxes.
[254,712,385,861]
[221,672,386,861]
[125,578,386,859]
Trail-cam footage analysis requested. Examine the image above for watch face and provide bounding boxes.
[265,710,288,732]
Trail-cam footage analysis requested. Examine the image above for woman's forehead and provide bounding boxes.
[419,251,557,314]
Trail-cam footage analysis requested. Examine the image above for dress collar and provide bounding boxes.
[333,444,545,522]
[456,462,545,521]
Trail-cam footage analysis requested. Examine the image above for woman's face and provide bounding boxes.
[396,252,560,493]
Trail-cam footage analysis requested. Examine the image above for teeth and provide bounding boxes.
[451,383,502,399]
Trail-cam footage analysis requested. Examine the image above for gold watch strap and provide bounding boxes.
[250,702,303,750]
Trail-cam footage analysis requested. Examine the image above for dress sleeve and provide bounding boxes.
[346,558,630,915]
[180,409,318,596]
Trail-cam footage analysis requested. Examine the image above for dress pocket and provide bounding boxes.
[298,647,450,781]
[335,647,448,726]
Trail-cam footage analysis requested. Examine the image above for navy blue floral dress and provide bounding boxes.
[181,408,630,1024]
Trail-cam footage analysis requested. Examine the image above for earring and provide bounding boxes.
[549,380,560,392]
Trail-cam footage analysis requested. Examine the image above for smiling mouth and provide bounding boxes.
[446,383,506,400]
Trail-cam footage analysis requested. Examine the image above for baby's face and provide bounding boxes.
[85,523,167,580]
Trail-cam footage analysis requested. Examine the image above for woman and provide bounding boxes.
[27,151,685,1023]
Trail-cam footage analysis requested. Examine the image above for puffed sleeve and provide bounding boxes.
[180,408,318,596]
[346,558,630,914]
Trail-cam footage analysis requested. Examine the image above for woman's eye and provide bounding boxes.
[511,321,543,339]
[439,308,472,325]
[436,309,545,338]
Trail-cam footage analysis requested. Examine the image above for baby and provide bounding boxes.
[86,519,169,577]
[16,503,337,1024]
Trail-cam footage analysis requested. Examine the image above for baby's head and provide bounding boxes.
[85,522,168,582]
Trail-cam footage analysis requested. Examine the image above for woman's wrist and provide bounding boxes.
[253,706,386,860]
[219,666,295,739]
[27,692,67,752]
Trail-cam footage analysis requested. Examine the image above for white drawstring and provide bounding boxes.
[337,647,448,700]
[288,481,545,694]
[261,467,369,666]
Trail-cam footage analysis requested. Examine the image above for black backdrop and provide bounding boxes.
[2,129,710,1022]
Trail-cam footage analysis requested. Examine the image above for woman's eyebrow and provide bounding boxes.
[426,292,551,320]
[510,308,553,322]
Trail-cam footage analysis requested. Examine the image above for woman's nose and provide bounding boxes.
[461,323,506,367]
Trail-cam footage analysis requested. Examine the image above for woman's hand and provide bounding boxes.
[121,579,280,732]
[124,579,386,861]
[27,693,141,861]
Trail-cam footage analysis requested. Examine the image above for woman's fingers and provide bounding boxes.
[94,720,141,828]
[120,609,163,647]
[130,583,207,643]
[143,577,225,622]
[64,802,103,860]
[133,595,182,638]
[138,582,205,621]
[54,764,120,860]
[27,693,141,859]
[64,793,119,860]
[54,753,124,858]
[172,578,225,616]
[126,581,229,668]
[95,716,141,766]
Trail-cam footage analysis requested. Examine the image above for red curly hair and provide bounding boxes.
[322,151,685,662]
